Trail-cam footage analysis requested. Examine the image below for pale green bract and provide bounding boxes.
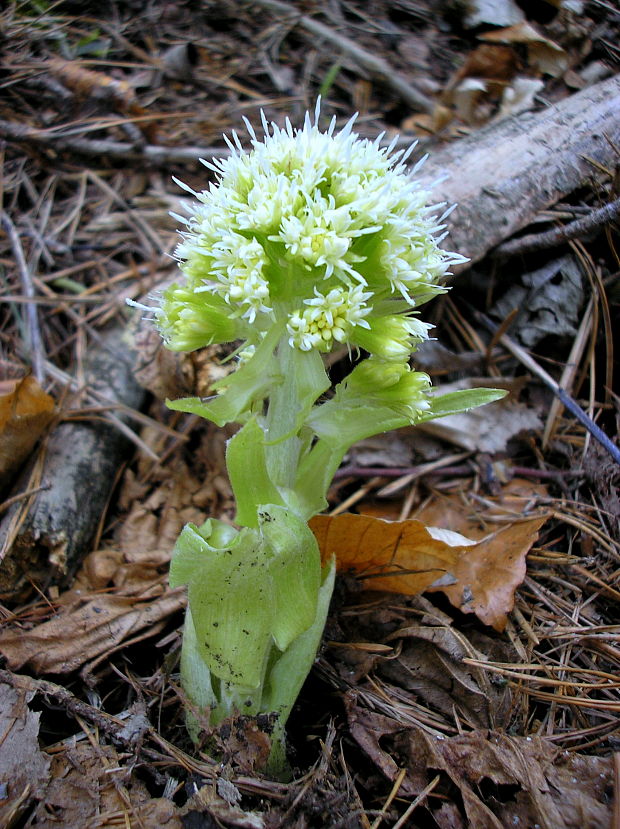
[153,101,506,774]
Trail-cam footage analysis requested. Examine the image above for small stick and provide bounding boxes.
[542,297,594,449]
[0,118,227,166]
[0,484,51,516]
[494,196,620,258]
[370,767,408,829]
[245,0,434,113]
[0,210,45,382]
[392,775,441,829]
[0,669,126,741]
[476,312,620,467]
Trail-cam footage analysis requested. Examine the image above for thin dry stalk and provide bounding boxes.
[1,210,45,381]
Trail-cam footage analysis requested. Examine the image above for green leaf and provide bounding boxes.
[294,405,411,516]
[227,417,287,528]
[258,505,322,652]
[420,387,508,420]
[166,323,283,427]
[169,518,238,587]
[179,606,217,741]
[262,558,336,775]
[169,506,322,692]
[307,400,411,446]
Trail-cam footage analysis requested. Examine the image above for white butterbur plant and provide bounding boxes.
[156,101,505,772]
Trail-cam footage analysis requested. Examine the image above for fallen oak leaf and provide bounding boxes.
[311,512,548,631]
[310,513,464,596]
[429,515,548,631]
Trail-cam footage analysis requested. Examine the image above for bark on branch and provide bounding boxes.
[416,74,620,268]
[0,327,145,601]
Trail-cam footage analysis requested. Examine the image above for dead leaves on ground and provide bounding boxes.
[0,682,179,828]
[311,487,548,631]
[35,741,180,829]
[379,612,514,731]
[0,682,50,827]
[0,475,548,675]
[0,547,184,675]
[346,699,613,829]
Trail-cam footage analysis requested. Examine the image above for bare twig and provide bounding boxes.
[494,196,620,258]
[0,119,227,166]
[392,775,441,829]
[542,297,594,449]
[0,669,128,741]
[0,210,45,382]
[245,0,434,113]
[0,484,51,516]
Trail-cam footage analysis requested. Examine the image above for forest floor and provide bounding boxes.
[1,1,620,827]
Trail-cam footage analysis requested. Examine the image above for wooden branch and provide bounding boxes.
[415,74,620,269]
[493,195,620,258]
[0,326,145,601]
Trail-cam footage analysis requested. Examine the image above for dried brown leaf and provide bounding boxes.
[429,516,548,631]
[454,44,519,84]
[0,682,50,827]
[0,375,55,487]
[395,729,612,829]
[480,22,568,77]
[0,544,185,674]
[311,509,548,631]
[380,624,512,729]
[310,513,462,596]
[343,697,418,796]
[0,589,184,673]
[346,709,613,829]
[31,741,181,828]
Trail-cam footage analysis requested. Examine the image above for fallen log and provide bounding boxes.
[416,74,620,268]
[2,77,618,268]
[0,326,145,601]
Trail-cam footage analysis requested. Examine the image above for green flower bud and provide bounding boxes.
[156,283,240,352]
[344,358,432,416]
[352,313,433,360]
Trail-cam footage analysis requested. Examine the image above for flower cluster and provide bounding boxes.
[157,101,465,362]
[287,285,372,352]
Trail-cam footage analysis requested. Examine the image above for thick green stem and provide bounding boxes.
[264,335,302,490]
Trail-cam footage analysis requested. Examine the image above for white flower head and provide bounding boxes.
[287,285,372,352]
[160,99,461,356]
